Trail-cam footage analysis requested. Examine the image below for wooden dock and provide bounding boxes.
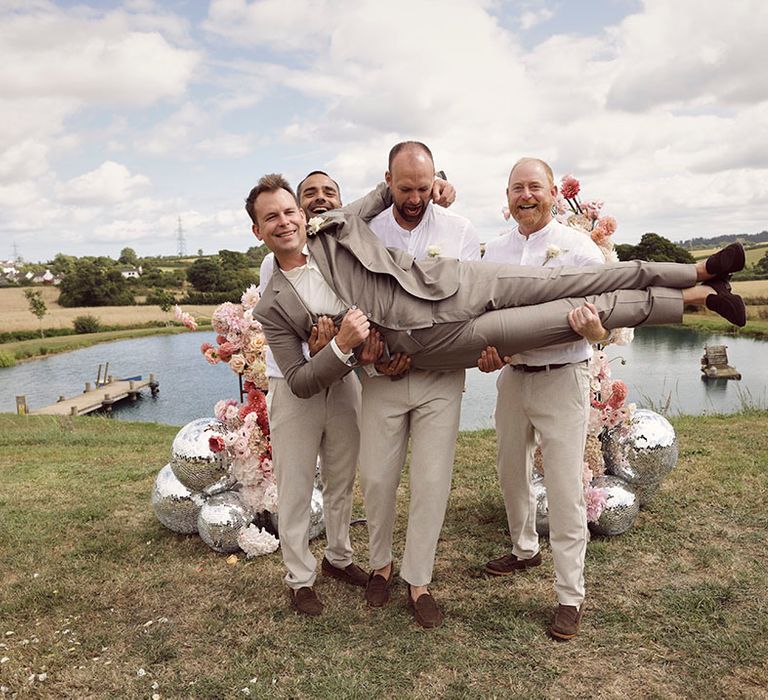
[25,374,159,416]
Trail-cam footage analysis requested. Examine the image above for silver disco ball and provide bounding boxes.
[170,417,231,492]
[533,474,549,537]
[602,409,678,505]
[270,485,325,541]
[197,492,250,553]
[588,475,640,537]
[151,463,205,534]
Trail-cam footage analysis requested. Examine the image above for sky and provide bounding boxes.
[2,0,767,263]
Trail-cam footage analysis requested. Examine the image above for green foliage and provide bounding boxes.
[218,248,250,270]
[48,252,77,277]
[118,247,139,266]
[617,233,696,263]
[145,288,177,312]
[23,288,47,337]
[58,259,134,307]
[186,257,223,292]
[180,290,243,304]
[0,349,16,367]
[246,245,270,268]
[754,250,768,275]
[72,315,102,334]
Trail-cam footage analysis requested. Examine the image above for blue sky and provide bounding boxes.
[2,0,766,262]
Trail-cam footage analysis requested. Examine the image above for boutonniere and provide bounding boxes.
[543,244,567,265]
[427,244,441,258]
[306,216,327,237]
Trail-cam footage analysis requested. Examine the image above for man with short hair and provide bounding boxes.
[479,157,611,641]
[258,170,367,617]
[360,141,480,628]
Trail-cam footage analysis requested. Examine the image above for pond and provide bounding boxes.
[1,326,766,430]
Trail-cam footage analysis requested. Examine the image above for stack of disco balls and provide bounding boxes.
[151,417,325,553]
[535,409,678,538]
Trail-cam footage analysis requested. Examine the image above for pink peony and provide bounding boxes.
[208,435,226,453]
[585,486,608,522]
[561,174,581,199]
[597,215,617,236]
[607,380,628,409]
[581,199,604,221]
[217,341,236,362]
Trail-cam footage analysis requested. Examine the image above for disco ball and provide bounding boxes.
[532,474,549,537]
[151,464,205,534]
[170,417,231,492]
[197,491,251,553]
[588,475,640,537]
[602,409,678,505]
[270,485,325,541]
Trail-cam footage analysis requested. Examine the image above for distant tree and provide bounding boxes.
[24,289,47,337]
[187,258,223,292]
[614,243,636,262]
[246,245,270,268]
[218,249,250,271]
[49,253,77,277]
[197,248,204,257]
[617,233,696,264]
[58,259,134,307]
[755,250,768,275]
[118,247,139,266]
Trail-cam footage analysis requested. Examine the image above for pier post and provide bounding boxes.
[149,372,159,397]
[70,406,78,416]
[84,382,92,393]
[16,396,27,415]
[101,393,114,414]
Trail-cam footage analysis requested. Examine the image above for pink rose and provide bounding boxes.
[217,341,236,362]
[209,435,226,453]
[203,348,220,365]
[561,174,580,199]
[607,380,628,409]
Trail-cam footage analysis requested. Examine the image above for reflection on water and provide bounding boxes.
[0,327,766,430]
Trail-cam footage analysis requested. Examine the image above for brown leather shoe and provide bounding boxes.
[549,603,585,641]
[321,557,369,587]
[485,551,542,576]
[407,586,444,629]
[289,586,323,617]
[365,567,395,607]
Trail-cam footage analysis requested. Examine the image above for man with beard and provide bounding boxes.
[359,141,480,628]
[479,157,611,641]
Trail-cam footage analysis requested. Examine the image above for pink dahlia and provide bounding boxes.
[561,174,581,199]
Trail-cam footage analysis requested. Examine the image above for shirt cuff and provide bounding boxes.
[330,337,356,366]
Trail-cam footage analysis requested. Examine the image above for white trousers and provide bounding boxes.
[358,369,464,587]
[495,362,591,606]
[267,373,361,589]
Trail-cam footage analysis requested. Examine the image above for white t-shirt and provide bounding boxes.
[482,218,603,366]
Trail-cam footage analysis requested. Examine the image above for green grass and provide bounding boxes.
[1,323,212,362]
[683,311,768,339]
[1,412,766,697]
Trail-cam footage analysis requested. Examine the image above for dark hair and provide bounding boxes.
[387,141,434,170]
[296,170,342,200]
[244,173,297,224]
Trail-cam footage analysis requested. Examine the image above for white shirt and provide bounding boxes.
[369,202,481,262]
[482,218,604,366]
[259,251,350,378]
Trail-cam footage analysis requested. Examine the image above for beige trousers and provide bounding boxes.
[358,368,465,587]
[267,373,361,589]
[495,362,591,606]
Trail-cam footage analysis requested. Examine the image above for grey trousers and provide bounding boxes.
[267,373,361,589]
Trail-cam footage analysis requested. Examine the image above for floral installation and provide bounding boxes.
[306,215,327,237]
[237,523,280,557]
[426,244,442,258]
[174,305,198,331]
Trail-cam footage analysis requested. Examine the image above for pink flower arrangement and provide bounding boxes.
[174,305,198,330]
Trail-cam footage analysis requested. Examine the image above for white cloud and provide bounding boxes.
[519,8,553,30]
[57,161,151,205]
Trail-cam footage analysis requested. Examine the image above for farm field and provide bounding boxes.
[691,243,768,266]
[0,287,216,332]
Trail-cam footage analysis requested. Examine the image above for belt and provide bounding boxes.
[510,360,587,373]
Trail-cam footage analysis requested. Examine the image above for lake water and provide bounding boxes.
[1,327,766,430]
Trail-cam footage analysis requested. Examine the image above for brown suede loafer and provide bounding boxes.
[484,551,542,576]
[365,567,395,607]
[289,586,323,617]
[321,557,369,587]
[549,602,585,641]
[407,586,444,629]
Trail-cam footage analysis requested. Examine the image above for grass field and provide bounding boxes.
[0,287,217,332]
[1,413,767,699]
[691,243,768,266]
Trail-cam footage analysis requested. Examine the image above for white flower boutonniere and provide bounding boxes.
[426,244,441,258]
[543,244,567,265]
[306,216,327,237]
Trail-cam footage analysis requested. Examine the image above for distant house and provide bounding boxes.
[119,266,143,279]
[31,269,58,285]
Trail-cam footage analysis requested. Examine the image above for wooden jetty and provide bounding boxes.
[21,372,159,416]
[700,345,741,380]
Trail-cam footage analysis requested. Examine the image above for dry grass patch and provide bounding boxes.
[0,413,767,698]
